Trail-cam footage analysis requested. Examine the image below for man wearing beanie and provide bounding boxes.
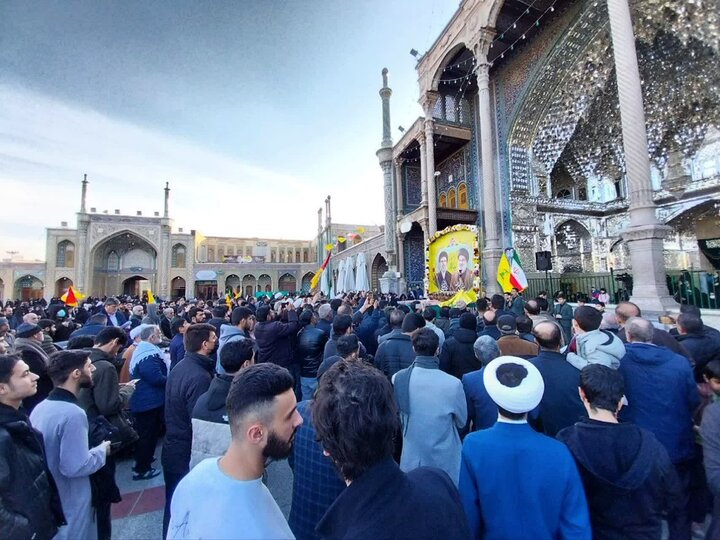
[440,312,480,379]
[14,323,53,412]
[459,356,591,539]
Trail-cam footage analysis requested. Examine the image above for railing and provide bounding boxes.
[524,270,720,309]
[666,271,720,309]
[525,272,630,304]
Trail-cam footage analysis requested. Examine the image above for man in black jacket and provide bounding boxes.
[312,360,471,539]
[374,313,425,379]
[557,364,683,539]
[614,302,690,360]
[676,313,720,381]
[161,323,217,539]
[253,303,299,367]
[0,354,65,540]
[297,310,328,400]
[440,313,480,379]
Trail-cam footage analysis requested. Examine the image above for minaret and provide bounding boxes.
[164,182,170,218]
[376,68,397,273]
[80,174,88,213]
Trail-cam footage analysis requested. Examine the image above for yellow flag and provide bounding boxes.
[357,226,365,233]
[226,294,233,310]
[325,243,334,251]
[337,236,346,243]
[147,289,156,304]
[496,252,512,293]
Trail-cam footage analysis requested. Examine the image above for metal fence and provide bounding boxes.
[525,270,719,309]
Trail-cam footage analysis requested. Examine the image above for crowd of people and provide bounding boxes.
[1,287,720,539]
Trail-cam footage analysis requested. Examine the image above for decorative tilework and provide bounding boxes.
[403,232,425,287]
[404,166,422,211]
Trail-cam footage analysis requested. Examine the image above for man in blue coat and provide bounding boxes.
[459,356,591,540]
[619,317,700,540]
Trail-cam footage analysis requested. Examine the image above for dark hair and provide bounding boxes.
[231,307,253,326]
[0,354,21,384]
[47,350,90,385]
[332,315,353,336]
[183,323,217,353]
[220,339,255,373]
[678,313,703,334]
[94,326,127,347]
[330,299,343,312]
[256,305,271,322]
[516,315,533,334]
[574,306,602,332]
[401,312,425,333]
[212,306,228,318]
[703,360,720,381]
[187,306,202,322]
[580,364,625,412]
[533,322,562,349]
[438,251,448,262]
[490,294,505,310]
[679,304,702,317]
[459,312,476,331]
[104,297,120,306]
[337,334,360,358]
[388,309,404,328]
[89,313,108,326]
[312,361,399,482]
[525,300,540,315]
[536,297,549,312]
[412,328,440,356]
[476,298,488,312]
[226,363,294,436]
[170,316,187,336]
[68,335,96,350]
[439,307,450,318]
[38,319,55,330]
[497,406,525,421]
[458,248,469,261]
[422,307,436,322]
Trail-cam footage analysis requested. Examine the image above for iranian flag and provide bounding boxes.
[497,248,528,292]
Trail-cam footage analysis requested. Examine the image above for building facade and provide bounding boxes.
[377,0,719,311]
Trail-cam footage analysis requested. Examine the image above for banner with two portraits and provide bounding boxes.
[425,224,481,304]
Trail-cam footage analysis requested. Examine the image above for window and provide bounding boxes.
[556,189,572,199]
[172,244,186,268]
[448,188,457,209]
[578,187,587,201]
[439,193,447,208]
[56,241,75,268]
[208,247,215,262]
[218,247,225,261]
[458,183,468,209]
[107,251,120,271]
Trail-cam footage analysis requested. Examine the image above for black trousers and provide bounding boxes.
[669,460,693,540]
[163,469,187,539]
[96,501,111,540]
[132,406,163,473]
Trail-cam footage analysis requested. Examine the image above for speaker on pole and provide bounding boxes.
[535,251,552,272]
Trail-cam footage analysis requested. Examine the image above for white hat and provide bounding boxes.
[483,356,544,413]
[130,323,154,341]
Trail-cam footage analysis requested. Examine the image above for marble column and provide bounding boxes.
[607,0,676,311]
[377,68,397,270]
[474,58,502,296]
[421,92,440,236]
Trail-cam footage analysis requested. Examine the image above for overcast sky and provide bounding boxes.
[0,0,459,260]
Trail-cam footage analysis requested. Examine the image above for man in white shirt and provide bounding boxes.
[168,362,303,540]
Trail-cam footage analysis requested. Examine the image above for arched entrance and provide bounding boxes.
[371,254,388,292]
[90,230,157,296]
[301,272,314,292]
[555,220,593,273]
[122,275,149,297]
[55,277,73,298]
[14,275,44,301]
[258,274,271,293]
[278,273,297,293]
[225,274,240,295]
[171,277,186,299]
[242,275,257,297]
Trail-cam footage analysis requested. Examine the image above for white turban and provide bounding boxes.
[130,323,154,341]
[483,356,544,414]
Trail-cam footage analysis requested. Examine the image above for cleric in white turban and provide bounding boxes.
[459,356,591,540]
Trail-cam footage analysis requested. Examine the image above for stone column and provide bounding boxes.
[420,92,440,236]
[474,56,502,296]
[607,0,676,311]
[76,216,90,293]
[378,156,397,265]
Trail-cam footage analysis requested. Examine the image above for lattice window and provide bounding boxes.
[448,188,457,209]
[107,251,120,271]
[56,241,75,268]
[439,193,447,208]
[172,244,186,268]
[458,183,468,209]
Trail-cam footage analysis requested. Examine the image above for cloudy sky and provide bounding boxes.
[0,0,458,260]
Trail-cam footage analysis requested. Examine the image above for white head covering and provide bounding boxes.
[130,323,154,341]
[483,356,544,413]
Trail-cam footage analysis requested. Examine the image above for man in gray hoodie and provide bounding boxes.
[566,306,625,371]
[215,307,254,374]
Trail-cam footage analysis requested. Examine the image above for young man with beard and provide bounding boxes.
[0,354,65,540]
[30,350,110,540]
[168,363,302,540]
